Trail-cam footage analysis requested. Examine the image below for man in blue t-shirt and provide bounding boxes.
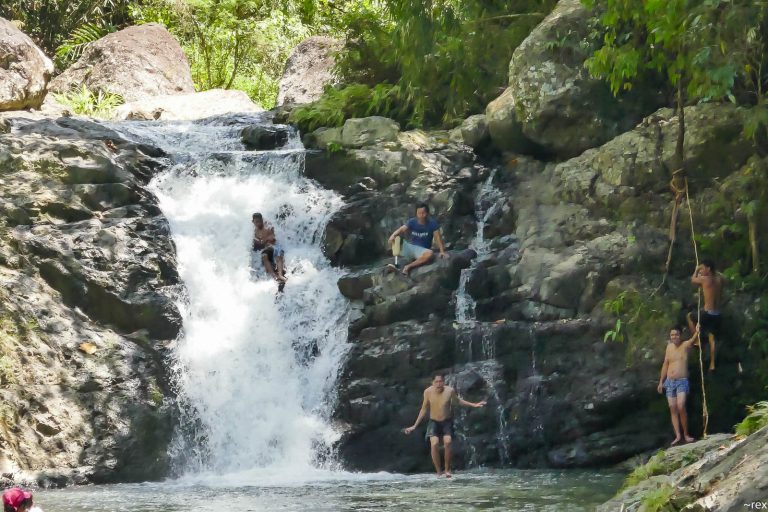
[388,203,447,275]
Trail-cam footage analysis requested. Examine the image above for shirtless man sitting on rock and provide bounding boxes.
[403,374,486,477]
[657,325,700,445]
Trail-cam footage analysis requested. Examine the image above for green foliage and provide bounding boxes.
[334,0,556,127]
[0,0,133,56]
[288,83,414,133]
[623,450,668,489]
[53,85,124,118]
[603,291,626,342]
[584,1,768,103]
[129,1,351,107]
[602,289,678,365]
[640,483,674,512]
[735,401,768,436]
[54,23,115,68]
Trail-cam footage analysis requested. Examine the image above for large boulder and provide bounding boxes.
[489,0,660,157]
[553,103,756,209]
[113,89,262,121]
[0,116,180,484]
[49,24,194,101]
[276,36,341,106]
[0,17,54,111]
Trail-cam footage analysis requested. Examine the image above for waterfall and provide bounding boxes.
[108,116,350,478]
[452,169,510,466]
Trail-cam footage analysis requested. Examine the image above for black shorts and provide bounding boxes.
[700,311,722,339]
[425,418,454,440]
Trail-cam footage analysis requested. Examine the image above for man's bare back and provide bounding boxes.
[692,264,723,311]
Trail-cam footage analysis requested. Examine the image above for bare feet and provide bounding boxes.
[684,436,694,443]
[435,472,442,478]
[444,471,452,478]
[671,437,681,446]
[709,366,715,372]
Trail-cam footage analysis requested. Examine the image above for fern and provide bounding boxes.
[55,23,114,67]
[53,85,124,119]
[735,401,768,436]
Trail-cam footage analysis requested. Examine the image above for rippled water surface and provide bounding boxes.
[35,469,622,512]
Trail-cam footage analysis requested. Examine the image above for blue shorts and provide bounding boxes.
[401,240,432,260]
[664,378,690,398]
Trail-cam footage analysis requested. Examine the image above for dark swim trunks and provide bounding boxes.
[425,418,454,440]
[700,311,722,339]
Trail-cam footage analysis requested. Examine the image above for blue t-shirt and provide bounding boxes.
[406,217,440,249]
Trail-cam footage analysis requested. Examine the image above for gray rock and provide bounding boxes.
[341,116,401,148]
[553,104,756,208]
[0,116,179,483]
[114,89,262,120]
[49,24,194,101]
[491,0,661,157]
[449,114,490,149]
[276,36,342,106]
[598,431,767,511]
[0,17,54,111]
[241,124,290,150]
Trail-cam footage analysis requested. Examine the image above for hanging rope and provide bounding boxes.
[654,170,688,295]
[684,177,709,438]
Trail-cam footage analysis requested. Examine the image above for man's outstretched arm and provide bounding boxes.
[404,391,429,434]
[455,389,486,408]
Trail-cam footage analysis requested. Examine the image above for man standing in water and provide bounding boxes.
[688,259,724,370]
[404,374,486,477]
[388,203,448,276]
[252,212,286,289]
[657,326,699,445]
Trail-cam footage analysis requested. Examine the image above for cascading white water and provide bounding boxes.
[452,169,510,465]
[108,116,350,478]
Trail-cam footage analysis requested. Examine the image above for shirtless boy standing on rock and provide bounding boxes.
[657,325,700,445]
[404,374,486,477]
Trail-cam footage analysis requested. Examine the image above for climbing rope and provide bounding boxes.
[683,176,710,438]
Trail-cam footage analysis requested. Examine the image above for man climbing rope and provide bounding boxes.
[387,203,447,276]
[658,325,700,445]
[252,212,287,290]
[403,374,486,478]
[687,259,724,371]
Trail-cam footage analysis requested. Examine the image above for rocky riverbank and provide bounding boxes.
[0,113,179,485]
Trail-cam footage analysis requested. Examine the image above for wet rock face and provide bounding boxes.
[0,114,179,484]
[318,107,763,473]
[0,18,54,111]
[49,24,194,102]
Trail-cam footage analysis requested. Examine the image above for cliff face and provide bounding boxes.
[302,104,766,473]
[0,114,179,485]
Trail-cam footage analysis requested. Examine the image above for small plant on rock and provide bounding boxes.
[735,401,768,436]
[53,85,124,119]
